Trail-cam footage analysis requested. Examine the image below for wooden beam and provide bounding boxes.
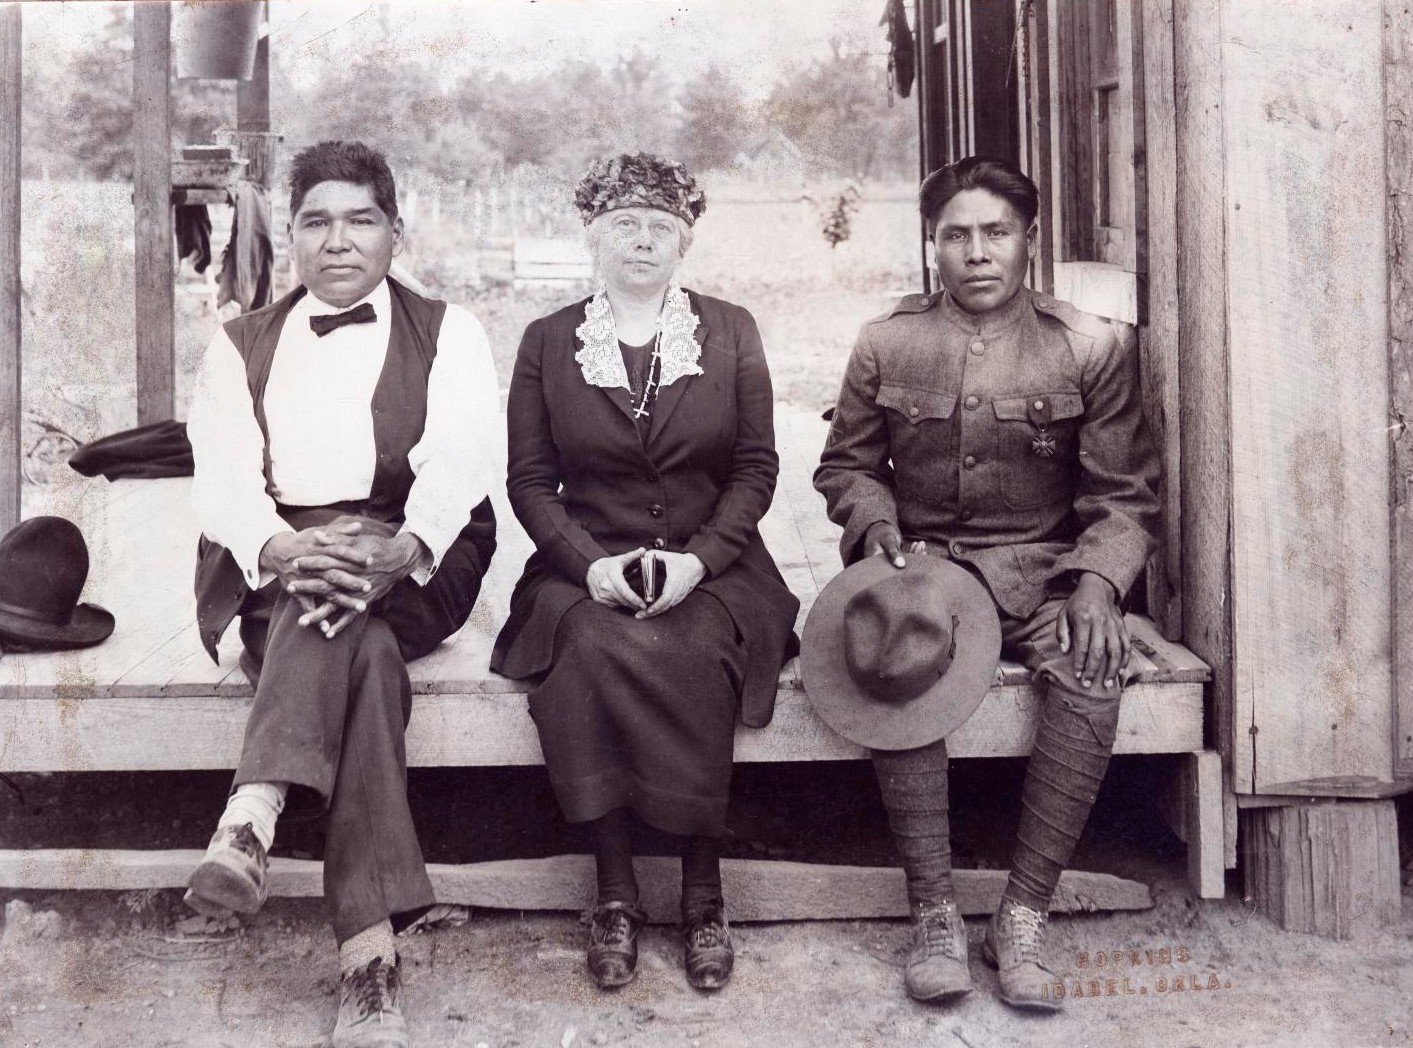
[1158,750,1226,897]
[0,851,1155,923]
[0,4,20,534]
[1388,0,1413,776]
[1173,0,1235,786]
[1140,0,1183,639]
[1241,800,1401,940]
[132,1,174,425]
[1223,0,1392,790]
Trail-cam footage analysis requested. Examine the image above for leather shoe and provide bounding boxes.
[982,900,1062,1012]
[587,901,647,989]
[185,822,268,917]
[904,898,971,1002]
[332,955,407,1047]
[682,906,733,991]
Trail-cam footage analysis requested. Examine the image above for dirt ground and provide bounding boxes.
[4,766,1413,1048]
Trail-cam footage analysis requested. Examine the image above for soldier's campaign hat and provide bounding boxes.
[800,555,1000,750]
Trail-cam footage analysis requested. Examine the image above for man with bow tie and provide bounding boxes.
[185,140,498,1048]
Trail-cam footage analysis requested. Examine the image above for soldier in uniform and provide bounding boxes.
[814,156,1160,1011]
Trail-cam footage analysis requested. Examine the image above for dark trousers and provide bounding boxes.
[229,510,492,945]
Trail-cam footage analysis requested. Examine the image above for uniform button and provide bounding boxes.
[970,340,985,356]
[649,504,663,518]
[653,537,667,549]
[964,395,980,410]
[963,455,977,469]
[645,470,660,483]
[908,405,920,417]
[960,508,974,522]
[1033,400,1045,410]
[950,541,964,556]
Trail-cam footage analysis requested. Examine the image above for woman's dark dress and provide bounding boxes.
[491,291,799,837]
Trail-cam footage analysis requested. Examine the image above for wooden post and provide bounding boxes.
[1139,0,1182,640]
[133,1,174,426]
[235,4,269,135]
[1242,800,1401,939]
[0,4,20,533]
[1173,0,1233,783]
[1387,0,1413,776]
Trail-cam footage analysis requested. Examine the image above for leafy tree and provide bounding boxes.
[676,64,761,171]
[765,38,917,180]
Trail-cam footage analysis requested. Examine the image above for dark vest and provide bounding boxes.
[193,277,497,661]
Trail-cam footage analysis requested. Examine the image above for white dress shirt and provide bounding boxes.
[188,279,501,589]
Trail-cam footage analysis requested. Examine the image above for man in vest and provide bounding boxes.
[185,140,498,1048]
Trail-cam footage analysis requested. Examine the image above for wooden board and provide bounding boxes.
[0,680,1205,773]
[0,851,1154,923]
[1388,0,1413,776]
[1222,0,1393,790]
[1173,0,1234,787]
[133,1,174,425]
[0,4,18,534]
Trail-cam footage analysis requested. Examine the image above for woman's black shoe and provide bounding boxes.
[682,906,734,991]
[587,901,648,989]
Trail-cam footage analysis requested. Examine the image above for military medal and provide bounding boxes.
[1026,396,1056,457]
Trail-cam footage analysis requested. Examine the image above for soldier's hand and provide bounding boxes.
[1056,572,1130,689]
[863,522,906,569]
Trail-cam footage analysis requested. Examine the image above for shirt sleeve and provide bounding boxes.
[187,328,291,588]
[399,303,502,585]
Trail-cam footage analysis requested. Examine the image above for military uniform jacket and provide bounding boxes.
[814,287,1160,620]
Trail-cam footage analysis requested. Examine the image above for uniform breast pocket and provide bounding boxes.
[992,392,1084,511]
[876,383,957,505]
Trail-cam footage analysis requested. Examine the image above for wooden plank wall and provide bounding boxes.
[0,4,20,534]
[132,2,174,425]
[1222,0,1392,791]
[1138,0,1182,640]
[1174,0,1234,783]
[1388,0,1413,776]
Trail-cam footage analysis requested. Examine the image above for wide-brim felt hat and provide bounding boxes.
[0,516,114,652]
[801,554,1001,751]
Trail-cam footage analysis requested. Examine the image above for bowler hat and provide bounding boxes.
[800,555,1000,750]
[0,516,114,652]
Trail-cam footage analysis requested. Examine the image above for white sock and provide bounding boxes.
[216,782,287,853]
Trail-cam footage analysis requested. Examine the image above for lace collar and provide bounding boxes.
[574,285,704,391]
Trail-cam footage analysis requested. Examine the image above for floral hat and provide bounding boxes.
[574,152,707,226]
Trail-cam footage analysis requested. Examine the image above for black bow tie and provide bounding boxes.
[310,302,377,336]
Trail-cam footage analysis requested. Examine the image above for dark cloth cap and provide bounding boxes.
[69,420,193,481]
[574,152,707,226]
[800,556,1000,750]
[0,516,114,652]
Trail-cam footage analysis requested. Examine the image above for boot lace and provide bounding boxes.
[345,959,396,1022]
[914,901,965,961]
[684,909,728,949]
[1002,903,1048,965]
[591,904,641,947]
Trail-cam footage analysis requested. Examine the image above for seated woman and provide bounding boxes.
[492,153,799,992]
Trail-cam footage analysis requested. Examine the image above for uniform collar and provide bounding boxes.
[939,284,1032,336]
[297,276,392,320]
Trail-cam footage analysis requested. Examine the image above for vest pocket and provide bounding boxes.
[876,383,957,505]
[992,392,1083,510]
